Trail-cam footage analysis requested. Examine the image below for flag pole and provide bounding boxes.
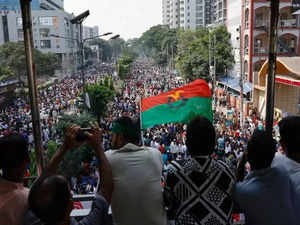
[139,97,145,146]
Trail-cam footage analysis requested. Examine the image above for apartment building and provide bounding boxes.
[211,0,227,25]
[240,0,300,83]
[0,0,80,73]
[162,0,212,29]
[162,0,180,29]
[83,26,99,40]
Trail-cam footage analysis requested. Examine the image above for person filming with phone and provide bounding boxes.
[24,122,113,225]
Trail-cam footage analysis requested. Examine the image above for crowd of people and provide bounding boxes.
[0,60,300,225]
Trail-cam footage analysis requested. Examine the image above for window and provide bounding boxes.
[39,17,53,26]
[40,40,51,48]
[17,29,24,40]
[39,28,50,38]
[16,17,23,26]
[196,12,203,17]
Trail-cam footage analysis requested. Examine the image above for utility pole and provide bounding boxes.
[266,0,280,134]
[238,25,244,130]
[20,0,44,175]
[70,10,90,88]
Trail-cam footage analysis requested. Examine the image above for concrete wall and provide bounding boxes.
[226,0,242,77]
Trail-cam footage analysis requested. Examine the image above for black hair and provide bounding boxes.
[0,134,29,169]
[247,129,276,170]
[186,116,216,156]
[278,116,300,155]
[114,116,140,144]
[28,175,71,225]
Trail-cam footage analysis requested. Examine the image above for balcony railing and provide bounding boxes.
[254,20,269,29]
[279,19,297,27]
[278,47,296,54]
[254,47,268,54]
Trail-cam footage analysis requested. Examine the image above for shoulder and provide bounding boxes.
[93,194,109,210]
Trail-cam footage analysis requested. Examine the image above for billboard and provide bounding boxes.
[0,0,40,11]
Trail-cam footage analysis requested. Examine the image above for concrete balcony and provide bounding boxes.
[279,19,297,28]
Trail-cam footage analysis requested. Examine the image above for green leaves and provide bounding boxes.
[84,82,115,122]
[0,42,60,81]
[176,26,234,81]
[117,54,135,80]
[140,25,178,66]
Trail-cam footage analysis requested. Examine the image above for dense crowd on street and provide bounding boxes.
[1,60,300,225]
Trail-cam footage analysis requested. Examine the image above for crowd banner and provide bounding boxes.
[140,79,213,129]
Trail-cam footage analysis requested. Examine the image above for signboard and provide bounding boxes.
[0,0,40,11]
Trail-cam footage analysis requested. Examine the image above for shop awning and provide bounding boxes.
[218,76,253,95]
[259,57,300,87]
[259,57,300,77]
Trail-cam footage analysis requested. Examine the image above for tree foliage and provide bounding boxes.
[139,25,178,67]
[54,112,97,179]
[84,82,115,123]
[176,26,234,81]
[0,42,61,82]
[117,54,135,80]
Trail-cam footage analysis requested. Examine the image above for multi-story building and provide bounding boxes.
[0,0,80,74]
[83,26,99,40]
[238,0,300,119]
[162,0,180,29]
[240,0,300,83]
[226,0,242,76]
[162,0,212,29]
[211,0,227,25]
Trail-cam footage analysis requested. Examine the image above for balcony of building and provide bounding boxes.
[279,6,297,28]
[278,33,297,55]
[254,6,270,31]
[254,33,269,55]
[253,32,297,56]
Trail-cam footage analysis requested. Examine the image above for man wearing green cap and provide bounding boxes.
[105,116,167,225]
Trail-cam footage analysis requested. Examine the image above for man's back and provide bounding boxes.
[165,156,236,225]
[105,143,166,225]
[272,152,300,195]
[233,167,299,225]
[0,177,29,225]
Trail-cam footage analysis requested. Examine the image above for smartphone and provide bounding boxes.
[76,128,92,142]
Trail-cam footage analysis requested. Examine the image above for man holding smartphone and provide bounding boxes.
[24,122,113,225]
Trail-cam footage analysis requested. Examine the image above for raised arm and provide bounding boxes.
[46,125,82,174]
[85,122,113,204]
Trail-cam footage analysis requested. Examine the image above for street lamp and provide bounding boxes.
[70,10,90,86]
[50,32,115,83]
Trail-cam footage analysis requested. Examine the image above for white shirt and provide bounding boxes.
[105,143,167,225]
[272,152,300,195]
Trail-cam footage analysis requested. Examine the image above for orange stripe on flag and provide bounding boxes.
[141,79,211,112]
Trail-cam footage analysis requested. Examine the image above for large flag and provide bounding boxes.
[141,79,213,129]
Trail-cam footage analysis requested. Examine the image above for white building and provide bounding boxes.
[226,0,242,76]
[83,26,99,40]
[162,0,180,29]
[162,0,213,30]
[0,0,80,74]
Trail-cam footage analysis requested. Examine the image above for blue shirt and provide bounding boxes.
[233,167,300,225]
